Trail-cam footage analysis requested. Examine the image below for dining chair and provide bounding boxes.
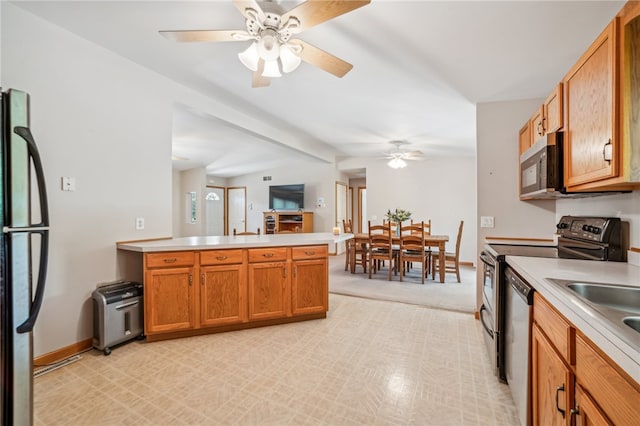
[432,220,464,283]
[233,228,260,236]
[343,219,366,273]
[368,221,395,280]
[399,222,429,284]
[411,219,431,236]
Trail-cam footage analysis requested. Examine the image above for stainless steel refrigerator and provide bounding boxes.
[1,88,50,425]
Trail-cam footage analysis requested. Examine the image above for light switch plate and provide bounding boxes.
[481,216,495,228]
[61,176,76,191]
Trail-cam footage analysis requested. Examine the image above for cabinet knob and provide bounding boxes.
[216,255,228,261]
[304,251,315,256]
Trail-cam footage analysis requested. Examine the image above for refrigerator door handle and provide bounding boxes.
[16,230,49,334]
[13,125,50,333]
[14,126,50,227]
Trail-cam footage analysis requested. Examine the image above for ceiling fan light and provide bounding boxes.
[387,158,407,169]
[257,31,280,61]
[280,44,301,73]
[262,59,282,78]
[238,42,259,71]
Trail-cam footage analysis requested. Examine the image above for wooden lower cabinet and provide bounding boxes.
[248,261,289,320]
[533,293,640,426]
[200,264,247,327]
[143,245,328,340]
[532,323,573,426]
[572,384,612,426]
[145,266,196,334]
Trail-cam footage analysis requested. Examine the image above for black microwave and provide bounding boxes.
[520,132,563,199]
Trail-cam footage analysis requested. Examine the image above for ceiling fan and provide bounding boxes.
[159,0,370,88]
[384,140,423,169]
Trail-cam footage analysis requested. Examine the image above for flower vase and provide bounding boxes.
[395,223,401,236]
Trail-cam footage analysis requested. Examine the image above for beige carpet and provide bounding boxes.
[329,254,477,314]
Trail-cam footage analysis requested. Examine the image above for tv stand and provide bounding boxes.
[263,211,313,234]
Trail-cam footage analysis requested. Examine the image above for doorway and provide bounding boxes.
[205,186,225,236]
[227,187,247,235]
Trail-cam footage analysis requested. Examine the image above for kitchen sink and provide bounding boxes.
[624,317,640,333]
[567,283,640,314]
[546,278,640,352]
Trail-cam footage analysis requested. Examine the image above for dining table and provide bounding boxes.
[351,233,450,283]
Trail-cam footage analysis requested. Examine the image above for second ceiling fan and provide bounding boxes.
[160,0,370,88]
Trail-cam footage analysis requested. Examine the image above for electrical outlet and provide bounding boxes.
[480,216,494,228]
[61,176,76,191]
[135,217,145,230]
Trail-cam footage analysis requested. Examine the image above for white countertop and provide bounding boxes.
[117,232,354,252]
[506,256,640,384]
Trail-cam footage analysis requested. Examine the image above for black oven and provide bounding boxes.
[479,251,499,378]
[480,216,625,383]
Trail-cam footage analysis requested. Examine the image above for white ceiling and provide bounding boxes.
[13,0,624,177]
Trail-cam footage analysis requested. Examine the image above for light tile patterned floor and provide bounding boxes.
[34,295,519,425]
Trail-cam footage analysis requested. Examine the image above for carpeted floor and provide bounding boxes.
[329,253,477,314]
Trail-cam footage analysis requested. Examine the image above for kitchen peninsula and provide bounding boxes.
[117,233,351,342]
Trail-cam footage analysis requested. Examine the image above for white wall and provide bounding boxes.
[3,4,326,356]
[476,99,556,307]
[178,167,206,237]
[227,161,344,235]
[340,157,477,264]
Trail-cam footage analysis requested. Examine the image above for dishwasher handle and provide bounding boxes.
[479,304,494,338]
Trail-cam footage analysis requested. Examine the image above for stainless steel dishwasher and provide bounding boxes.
[504,266,535,426]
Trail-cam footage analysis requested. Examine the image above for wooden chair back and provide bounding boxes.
[233,228,260,236]
[453,220,464,259]
[367,221,394,280]
[343,219,353,233]
[411,219,431,235]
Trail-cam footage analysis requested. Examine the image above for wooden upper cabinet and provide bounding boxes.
[544,83,564,134]
[564,20,617,189]
[531,106,545,141]
[619,3,640,184]
[519,120,532,155]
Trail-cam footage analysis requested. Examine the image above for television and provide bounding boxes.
[269,184,305,210]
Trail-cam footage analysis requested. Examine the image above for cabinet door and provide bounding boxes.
[200,264,247,327]
[532,324,573,426]
[531,106,545,140]
[572,384,612,426]
[145,267,196,334]
[248,262,288,320]
[519,121,532,155]
[291,258,327,315]
[544,83,564,134]
[564,21,617,188]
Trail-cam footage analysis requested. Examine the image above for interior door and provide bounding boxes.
[227,187,246,236]
[205,186,225,236]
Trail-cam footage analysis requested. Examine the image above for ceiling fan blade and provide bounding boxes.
[292,39,353,78]
[233,0,266,21]
[281,0,370,32]
[252,59,271,88]
[159,29,247,43]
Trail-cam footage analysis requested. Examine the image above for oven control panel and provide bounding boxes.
[556,216,620,243]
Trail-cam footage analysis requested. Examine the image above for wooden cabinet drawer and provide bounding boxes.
[248,247,287,263]
[291,245,327,260]
[200,249,244,265]
[533,293,574,363]
[575,333,640,425]
[146,251,195,268]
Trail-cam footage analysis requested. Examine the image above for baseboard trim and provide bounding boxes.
[34,338,93,367]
